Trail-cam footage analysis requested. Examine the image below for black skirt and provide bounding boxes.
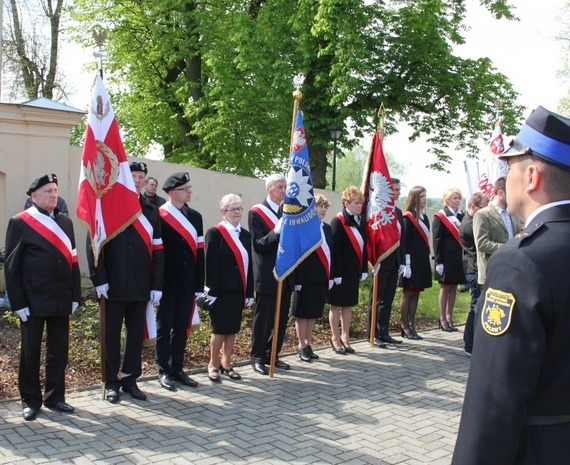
[291,281,328,319]
[209,291,244,335]
[328,276,360,307]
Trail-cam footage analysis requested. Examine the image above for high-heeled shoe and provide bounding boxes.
[400,325,419,340]
[340,340,355,354]
[410,325,423,340]
[208,368,221,383]
[439,320,453,332]
[219,365,241,380]
[330,338,346,354]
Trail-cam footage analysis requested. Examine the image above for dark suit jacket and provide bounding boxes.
[88,195,164,301]
[330,209,368,280]
[452,202,570,465]
[380,207,405,270]
[205,225,253,298]
[432,206,465,283]
[5,207,81,317]
[400,211,432,289]
[296,222,333,285]
[473,203,521,284]
[161,204,205,295]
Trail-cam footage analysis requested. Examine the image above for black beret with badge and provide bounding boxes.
[163,172,190,193]
[26,173,58,196]
[129,161,148,174]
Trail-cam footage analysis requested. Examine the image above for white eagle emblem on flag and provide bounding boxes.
[367,171,395,230]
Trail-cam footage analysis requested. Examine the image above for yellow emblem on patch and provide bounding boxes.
[481,288,515,336]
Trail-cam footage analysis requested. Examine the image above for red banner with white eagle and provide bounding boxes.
[362,131,400,268]
[76,74,141,265]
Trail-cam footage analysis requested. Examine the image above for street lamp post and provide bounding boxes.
[329,125,341,191]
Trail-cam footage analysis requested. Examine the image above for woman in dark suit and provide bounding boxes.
[399,186,432,340]
[328,186,368,354]
[292,194,333,362]
[204,194,254,382]
[432,187,466,331]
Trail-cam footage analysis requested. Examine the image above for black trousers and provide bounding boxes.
[250,288,292,363]
[19,316,69,409]
[155,291,194,375]
[104,300,146,389]
[366,256,399,338]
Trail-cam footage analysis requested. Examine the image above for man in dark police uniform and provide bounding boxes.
[452,106,570,465]
[88,162,164,403]
[5,174,81,421]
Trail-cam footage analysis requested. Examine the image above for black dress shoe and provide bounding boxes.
[273,358,290,370]
[340,340,356,354]
[22,406,39,421]
[380,334,403,344]
[47,402,75,413]
[373,338,388,348]
[172,371,198,387]
[122,384,147,401]
[106,388,120,403]
[251,361,269,375]
[298,347,312,362]
[158,373,176,391]
[307,345,319,359]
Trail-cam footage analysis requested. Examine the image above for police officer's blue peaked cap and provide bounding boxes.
[129,161,148,174]
[502,106,570,169]
[27,173,58,196]
[163,172,190,192]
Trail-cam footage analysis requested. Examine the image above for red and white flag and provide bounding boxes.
[77,74,141,264]
[489,118,505,155]
[362,131,400,268]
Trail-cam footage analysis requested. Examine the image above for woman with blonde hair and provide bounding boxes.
[433,187,465,331]
[204,194,254,382]
[399,186,432,340]
[328,186,368,354]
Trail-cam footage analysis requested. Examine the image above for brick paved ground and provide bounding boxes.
[0,328,469,464]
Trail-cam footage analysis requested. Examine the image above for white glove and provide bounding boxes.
[360,273,368,282]
[404,265,412,279]
[245,297,255,307]
[373,262,381,275]
[328,280,334,290]
[96,283,109,299]
[15,307,30,322]
[72,302,79,314]
[294,285,302,292]
[205,294,217,305]
[333,277,342,285]
[436,264,444,275]
[398,265,406,276]
[274,217,283,234]
[150,290,163,305]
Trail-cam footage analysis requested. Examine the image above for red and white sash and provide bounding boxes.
[250,203,279,230]
[18,207,77,269]
[159,203,203,259]
[434,209,461,245]
[215,223,248,295]
[404,211,430,247]
[336,212,364,266]
[315,224,331,279]
[132,212,163,259]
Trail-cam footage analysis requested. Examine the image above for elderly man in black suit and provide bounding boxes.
[248,173,293,375]
[453,106,570,465]
[155,172,204,391]
[5,174,81,421]
[88,161,164,403]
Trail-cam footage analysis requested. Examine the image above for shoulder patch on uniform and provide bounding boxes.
[481,287,515,336]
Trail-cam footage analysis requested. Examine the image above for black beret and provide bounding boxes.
[129,161,148,174]
[163,172,190,192]
[27,173,58,196]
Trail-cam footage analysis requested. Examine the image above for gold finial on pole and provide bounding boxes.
[293,74,305,100]
[92,28,108,78]
[377,102,386,138]
[493,100,503,123]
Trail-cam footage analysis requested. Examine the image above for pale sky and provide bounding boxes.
[60,0,568,196]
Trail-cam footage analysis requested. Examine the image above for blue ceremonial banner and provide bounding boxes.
[274,108,322,281]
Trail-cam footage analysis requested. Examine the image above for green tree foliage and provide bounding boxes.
[69,0,523,188]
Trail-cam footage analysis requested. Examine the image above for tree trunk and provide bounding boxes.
[309,143,328,190]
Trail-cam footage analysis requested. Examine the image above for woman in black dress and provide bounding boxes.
[399,186,432,340]
[433,187,465,331]
[204,194,254,382]
[328,186,368,354]
[292,194,333,362]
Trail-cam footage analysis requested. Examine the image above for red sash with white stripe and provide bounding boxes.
[404,211,430,247]
[434,210,461,246]
[132,213,160,259]
[159,203,203,259]
[250,204,279,230]
[336,213,364,267]
[215,224,247,295]
[18,207,77,269]
[315,226,331,280]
